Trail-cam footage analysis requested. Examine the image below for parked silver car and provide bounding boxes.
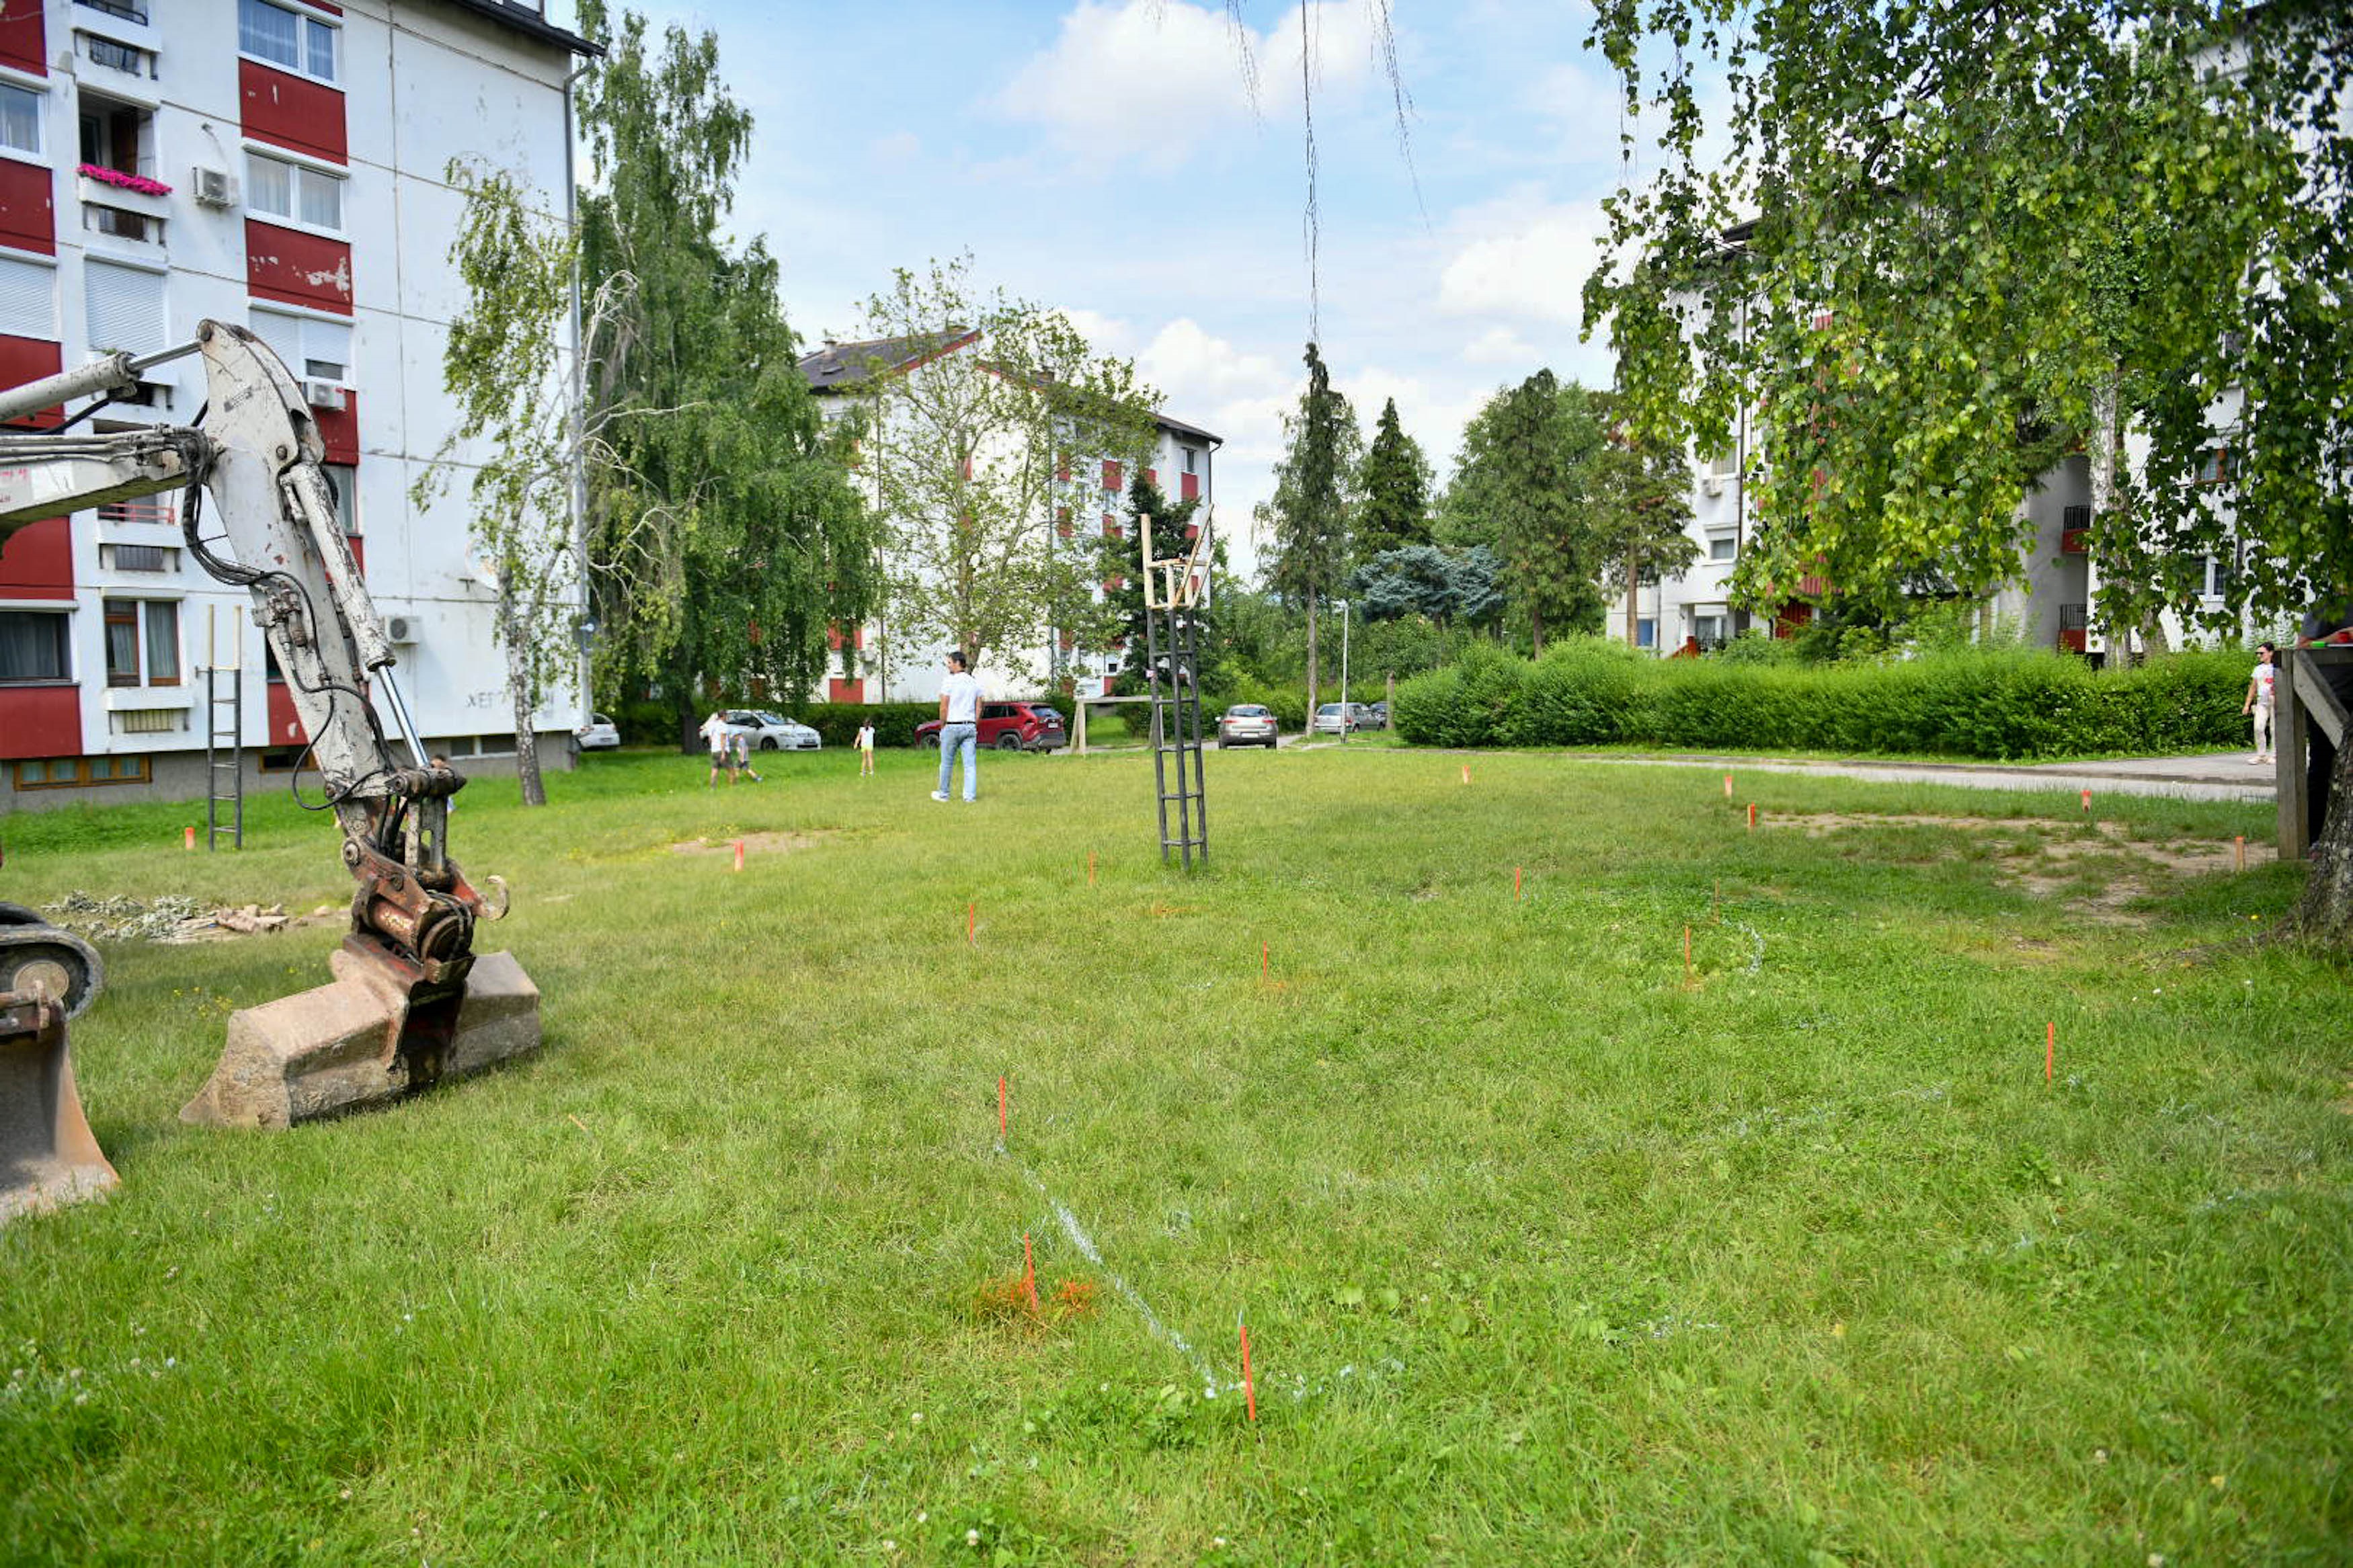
[575,712,620,750]
[724,709,822,751]
[1310,702,1375,735]
[1218,704,1278,749]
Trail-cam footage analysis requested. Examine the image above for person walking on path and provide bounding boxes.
[855,719,877,778]
[2244,643,2278,765]
[699,710,734,787]
[932,650,982,802]
[733,730,764,783]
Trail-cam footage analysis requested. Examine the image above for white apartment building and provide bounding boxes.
[798,331,1221,704]
[0,0,595,811]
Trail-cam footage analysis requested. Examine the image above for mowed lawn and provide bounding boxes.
[1,744,2346,1565]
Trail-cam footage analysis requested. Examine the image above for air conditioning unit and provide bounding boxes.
[305,380,346,411]
[1701,474,1725,497]
[385,616,417,644]
[190,166,238,208]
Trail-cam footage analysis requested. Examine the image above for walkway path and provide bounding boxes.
[1573,751,2276,804]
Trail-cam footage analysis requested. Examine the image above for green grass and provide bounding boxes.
[1,746,2346,1565]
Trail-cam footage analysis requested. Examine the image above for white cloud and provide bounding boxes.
[1139,317,1286,405]
[1459,325,1537,366]
[1435,196,1609,326]
[996,0,1374,172]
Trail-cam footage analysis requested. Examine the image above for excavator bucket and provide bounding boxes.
[179,943,539,1130]
[0,991,119,1224]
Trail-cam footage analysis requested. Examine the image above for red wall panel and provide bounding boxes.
[266,682,307,747]
[0,335,63,428]
[246,222,353,315]
[1101,460,1121,493]
[1180,472,1200,502]
[0,5,44,78]
[828,677,865,704]
[0,517,71,598]
[314,389,358,464]
[0,159,54,257]
[239,60,348,165]
[0,687,80,761]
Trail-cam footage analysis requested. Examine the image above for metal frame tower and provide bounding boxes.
[1140,511,1211,869]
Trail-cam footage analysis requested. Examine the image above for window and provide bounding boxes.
[241,0,337,85]
[2193,446,2231,485]
[1693,612,1729,647]
[1707,531,1738,562]
[0,253,56,340]
[102,542,172,572]
[247,151,342,234]
[77,91,152,179]
[79,33,157,79]
[75,0,150,23]
[85,259,165,353]
[102,597,177,686]
[2204,552,2237,599]
[1183,446,1198,474]
[0,610,71,683]
[1637,617,1657,649]
[325,462,357,536]
[85,204,163,243]
[0,83,41,158]
[251,309,352,383]
[14,755,149,789]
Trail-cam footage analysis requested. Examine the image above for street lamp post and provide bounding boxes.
[1338,600,1351,746]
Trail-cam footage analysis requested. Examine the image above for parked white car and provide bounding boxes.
[725,709,822,751]
[575,712,620,750]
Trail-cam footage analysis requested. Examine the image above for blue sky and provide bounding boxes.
[551,2,1650,575]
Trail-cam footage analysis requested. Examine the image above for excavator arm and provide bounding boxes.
[2,325,539,1218]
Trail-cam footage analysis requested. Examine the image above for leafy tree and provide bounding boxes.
[1583,0,2353,938]
[848,254,1160,675]
[1585,411,1699,649]
[1445,371,1607,653]
[1352,545,1503,632]
[574,1,875,747]
[416,162,600,804]
[1355,397,1434,562]
[1257,342,1362,718]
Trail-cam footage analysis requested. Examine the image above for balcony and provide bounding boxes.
[2058,602,2089,655]
[2059,503,2091,554]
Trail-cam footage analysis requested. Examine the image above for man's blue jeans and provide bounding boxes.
[937,722,977,800]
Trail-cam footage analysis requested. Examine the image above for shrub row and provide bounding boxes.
[795,703,939,748]
[1391,641,2251,761]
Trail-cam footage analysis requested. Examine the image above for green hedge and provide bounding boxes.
[1391,641,2250,761]
[799,702,938,748]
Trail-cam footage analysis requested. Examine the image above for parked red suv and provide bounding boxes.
[916,701,1067,753]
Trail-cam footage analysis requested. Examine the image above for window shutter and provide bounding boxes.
[0,255,56,339]
[85,261,165,355]
[249,309,302,376]
[303,316,351,380]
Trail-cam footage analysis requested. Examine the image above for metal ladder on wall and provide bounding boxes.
[1142,513,1211,870]
[202,606,244,850]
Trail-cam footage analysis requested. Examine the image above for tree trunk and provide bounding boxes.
[1625,546,1640,648]
[2089,377,2126,652]
[2292,733,2353,944]
[499,594,547,807]
[1304,590,1320,725]
[1531,604,1546,659]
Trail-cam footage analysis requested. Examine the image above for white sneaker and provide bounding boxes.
[2249,756,2266,766]
[930,790,949,802]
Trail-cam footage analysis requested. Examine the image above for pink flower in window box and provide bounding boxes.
[77,163,173,199]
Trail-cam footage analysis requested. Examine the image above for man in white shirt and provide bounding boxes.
[932,650,982,802]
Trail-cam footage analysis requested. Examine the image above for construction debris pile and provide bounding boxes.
[42,892,312,943]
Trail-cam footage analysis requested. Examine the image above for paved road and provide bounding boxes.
[1556,751,2278,804]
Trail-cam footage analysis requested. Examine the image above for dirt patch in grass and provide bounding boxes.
[669,831,832,856]
[1771,812,2274,925]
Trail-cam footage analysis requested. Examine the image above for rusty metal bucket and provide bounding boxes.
[179,943,539,1130]
[0,990,119,1224]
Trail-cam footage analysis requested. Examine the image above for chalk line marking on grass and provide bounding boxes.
[998,1143,1236,1397]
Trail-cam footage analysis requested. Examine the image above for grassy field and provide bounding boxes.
[1,744,2346,1565]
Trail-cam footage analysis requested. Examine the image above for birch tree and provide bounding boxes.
[848,254,1160,668]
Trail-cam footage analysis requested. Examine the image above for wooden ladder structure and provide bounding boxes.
[2277,646,2353,858]
[1140,511,1212,870]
